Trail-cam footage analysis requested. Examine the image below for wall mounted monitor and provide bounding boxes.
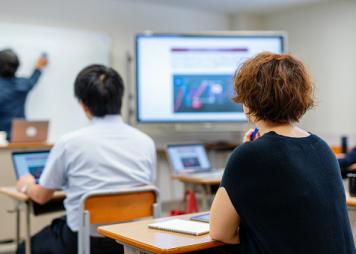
[136,33,285,123]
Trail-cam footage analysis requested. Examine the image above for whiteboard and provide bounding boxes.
[0,23,111,142]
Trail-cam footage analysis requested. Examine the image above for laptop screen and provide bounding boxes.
[12,151,50,180]
[166,144,211,173]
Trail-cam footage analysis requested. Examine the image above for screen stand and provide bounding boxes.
[174,123,245,132]
[125,51,135,126]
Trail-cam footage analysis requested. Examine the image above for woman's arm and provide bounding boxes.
[210,187,240,244]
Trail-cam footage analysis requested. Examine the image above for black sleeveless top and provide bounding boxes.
[221,131,355,254]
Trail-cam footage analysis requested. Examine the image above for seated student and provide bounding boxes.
[210,53,355,254]
[16,65,156,254]
[338,147,356,177]
[0,49,48,139]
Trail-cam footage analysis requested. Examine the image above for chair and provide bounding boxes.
[78,185,160,254]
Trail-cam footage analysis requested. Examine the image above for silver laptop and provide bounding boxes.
[166,143,224,178]
[11,119,49,143]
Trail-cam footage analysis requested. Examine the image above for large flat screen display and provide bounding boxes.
[136,33,285,123]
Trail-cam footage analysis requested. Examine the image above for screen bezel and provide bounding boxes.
[12,150,50,180]
[135,32,286,123]
[166,143,212,173]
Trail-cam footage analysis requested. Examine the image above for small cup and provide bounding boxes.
[0,131,8,146]
[348,173,356,197]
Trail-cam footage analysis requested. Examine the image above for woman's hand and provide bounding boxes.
[242,128,260,143]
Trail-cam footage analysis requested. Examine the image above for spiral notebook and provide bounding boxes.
[148,219,210,236]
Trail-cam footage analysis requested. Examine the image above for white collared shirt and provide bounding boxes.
[39,115,156,231]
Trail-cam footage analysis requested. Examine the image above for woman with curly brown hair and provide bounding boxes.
[210,52,355,254]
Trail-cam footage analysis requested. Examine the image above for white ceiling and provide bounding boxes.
[129,0,335,14]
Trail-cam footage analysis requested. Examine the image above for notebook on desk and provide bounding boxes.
[148,219,210,236]
[166,143,224,178]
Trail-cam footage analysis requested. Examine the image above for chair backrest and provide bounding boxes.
[78,185,160,254]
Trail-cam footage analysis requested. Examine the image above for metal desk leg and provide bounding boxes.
[25,201,31,254]
[206,184,212,203]
[15,201,20,245]
[123,245,141,254]
[201,184,213,211]
[201,185,209,211]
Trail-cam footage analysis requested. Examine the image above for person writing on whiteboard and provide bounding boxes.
[210,53,355,253]
[15,65,156,254]
[0,49,48,139]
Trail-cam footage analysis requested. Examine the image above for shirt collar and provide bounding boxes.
[91,115,123,125]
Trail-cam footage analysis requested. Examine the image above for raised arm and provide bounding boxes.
[27,55,48,90]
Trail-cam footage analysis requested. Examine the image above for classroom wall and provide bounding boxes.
[0,0,229,123]
[0,0,234,204]
[230,0,356,146]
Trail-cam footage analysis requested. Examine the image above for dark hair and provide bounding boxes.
[74,64,125,117]
[0,49,20,78]
[233,52,314,123]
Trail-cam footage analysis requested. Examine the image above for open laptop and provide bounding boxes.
[166,143,224,178]
[12,150,50,183]
[11,119,49,143]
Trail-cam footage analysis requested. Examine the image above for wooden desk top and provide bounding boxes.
[0,186,65,202]
[172,175,221,185]
[0,143,52,150]
[98,213,225,254]
[347,196,356,207]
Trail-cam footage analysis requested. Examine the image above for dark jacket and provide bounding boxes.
[0,69,42,138]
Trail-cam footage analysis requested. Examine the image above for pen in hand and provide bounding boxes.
[250,128,259,141]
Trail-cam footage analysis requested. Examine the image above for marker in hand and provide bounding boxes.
[250,128,259,141]
[41,52,48,59]
[35,52,49,69]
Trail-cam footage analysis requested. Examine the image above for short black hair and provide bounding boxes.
[0,49,20,78]
[74,64,125,117]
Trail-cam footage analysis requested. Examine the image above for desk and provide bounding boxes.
[347,197,356,207]
[98,213,226,254]
[172,175,221,211]
[0,186,65,254]
[0,143,53,241]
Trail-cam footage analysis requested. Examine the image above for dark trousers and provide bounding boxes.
[17,217,123,254]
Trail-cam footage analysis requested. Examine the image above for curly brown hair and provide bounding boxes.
[232,52,314,123]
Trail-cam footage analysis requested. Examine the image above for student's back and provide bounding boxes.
[16,64,154,254]
[210,53,355,254]
[222,131,355,254]
[0,48,46,137]
[40,115,156,232]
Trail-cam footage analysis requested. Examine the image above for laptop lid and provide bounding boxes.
[12,150,50,182]
[11,119,49,143]
[166,144,212,174]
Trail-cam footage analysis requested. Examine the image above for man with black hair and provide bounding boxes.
[16,65,156,254]
[0,49,48,139]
